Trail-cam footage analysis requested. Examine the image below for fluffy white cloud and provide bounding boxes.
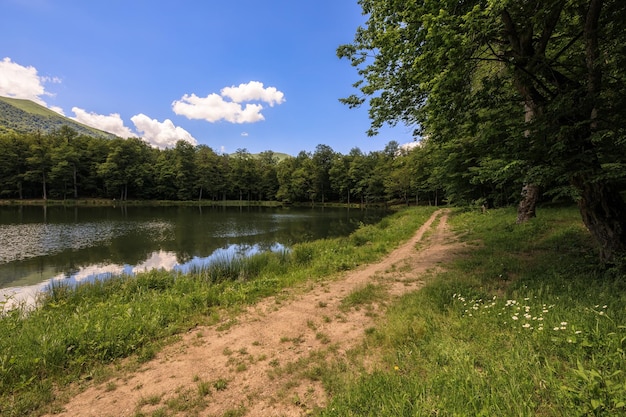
[71,107,136,138]
[172,81,285,124]
[221,81,285,107]
[0,57,52,105]
[131,113,197,148]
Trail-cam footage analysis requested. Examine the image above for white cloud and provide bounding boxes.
[131,113,197,148]
[241,132,249,137]
[71,107,136,138]
[49,106,65,116]
[221,81,285,107]
[0,57,52,105]
[172,81,285,124]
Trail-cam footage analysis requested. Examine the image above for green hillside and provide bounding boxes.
[0,96,117,138]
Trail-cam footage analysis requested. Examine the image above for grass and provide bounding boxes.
[339,283,387,312]
[317,206,626,417]
[0,206,437,417]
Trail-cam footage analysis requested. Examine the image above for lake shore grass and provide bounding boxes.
[2,205,625,416]
[0,206,437,416]
[318,206,626,416]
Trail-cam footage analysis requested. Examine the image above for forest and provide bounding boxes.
[0,125,509,207]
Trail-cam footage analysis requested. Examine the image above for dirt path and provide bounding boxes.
[46,209,460,417]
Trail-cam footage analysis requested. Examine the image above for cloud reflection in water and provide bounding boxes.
[1,242,286,311]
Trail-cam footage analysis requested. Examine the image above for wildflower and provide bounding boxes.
[522,323,531,328]
[394,366,400,371]
[575,331,582,334]
[603,305,607,309]
[512,315,519,320]
[553,327,560,331]
[560,322,567,326]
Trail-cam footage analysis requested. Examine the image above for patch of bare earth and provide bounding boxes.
[45,209,461,417]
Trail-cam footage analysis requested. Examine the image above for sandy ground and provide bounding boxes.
[44,208,460,417]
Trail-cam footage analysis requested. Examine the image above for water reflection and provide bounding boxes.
[1,242,287,310]
[0,205,388,310]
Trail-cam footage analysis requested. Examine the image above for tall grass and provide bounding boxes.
[0,206,437,416]
[319,207,626,416]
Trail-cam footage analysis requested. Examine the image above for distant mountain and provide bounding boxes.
[227,150,292,161]
[0,96,117,138]
[253,151,292,161]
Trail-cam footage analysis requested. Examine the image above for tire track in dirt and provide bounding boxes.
[46,209,459,417]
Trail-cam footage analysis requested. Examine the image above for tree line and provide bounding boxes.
[0,125,527,206]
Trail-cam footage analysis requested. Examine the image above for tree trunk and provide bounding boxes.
[573,0,626,263]
[516,183,540,224]
[576,180,626,263]
[73,164,78,199]
[42,171,47,200]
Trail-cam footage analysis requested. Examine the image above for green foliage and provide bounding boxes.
[320,207,626,416]
[1,123,445,205]
[339,0,626,260]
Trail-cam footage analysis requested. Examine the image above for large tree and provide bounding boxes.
[339,0,626,262]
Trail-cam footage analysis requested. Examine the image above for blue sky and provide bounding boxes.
[0,0,417,155]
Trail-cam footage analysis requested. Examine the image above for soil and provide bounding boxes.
[44,208,461,417]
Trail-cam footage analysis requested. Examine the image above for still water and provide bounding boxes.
[0,205,388,308]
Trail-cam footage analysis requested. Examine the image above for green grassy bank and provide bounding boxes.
[0,206,437,416]
[3,205,625,416]
[318,207,626,417]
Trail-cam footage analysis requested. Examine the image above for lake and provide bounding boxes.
[0,205,389,308]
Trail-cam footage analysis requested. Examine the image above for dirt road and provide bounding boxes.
[46,209,458,417]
